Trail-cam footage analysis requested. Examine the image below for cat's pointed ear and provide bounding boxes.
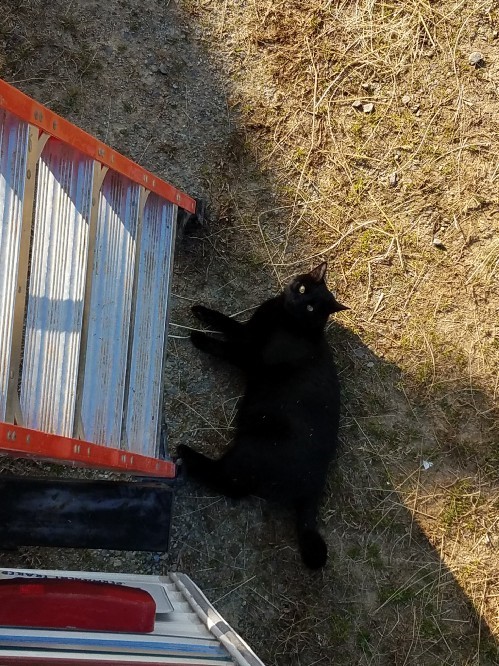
[310,261,327,283]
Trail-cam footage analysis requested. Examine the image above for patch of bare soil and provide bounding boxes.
[1,1,498,665]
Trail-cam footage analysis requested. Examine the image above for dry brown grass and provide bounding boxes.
[179,0,499,662]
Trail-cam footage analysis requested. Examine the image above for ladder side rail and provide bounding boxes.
[0,79,195,213]
[0,422,176,477]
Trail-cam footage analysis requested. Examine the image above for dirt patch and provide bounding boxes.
[1,1,498,664]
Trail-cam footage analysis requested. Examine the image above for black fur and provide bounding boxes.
[178,262,347,569]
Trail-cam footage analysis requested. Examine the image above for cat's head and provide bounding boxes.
[283,262,348,328]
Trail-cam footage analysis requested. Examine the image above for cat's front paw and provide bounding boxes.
[191,305,212,322]
[190,330,211,351]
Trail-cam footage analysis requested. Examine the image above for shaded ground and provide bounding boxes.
[1,1,498,664]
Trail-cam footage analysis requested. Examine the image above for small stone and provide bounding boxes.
[401,94,411,105]
[361,82,372,91]
[389,171,398,187]
[352,99,363,111]
[366,361,374,368]
[363,102,375,114]
[432,237,446,250]
[394,153,401,162]
[468,51,485,67]
[159,63,169,75]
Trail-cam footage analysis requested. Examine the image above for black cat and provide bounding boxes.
[177,262,347,569]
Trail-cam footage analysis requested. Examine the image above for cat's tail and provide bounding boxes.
[296,500,328,569]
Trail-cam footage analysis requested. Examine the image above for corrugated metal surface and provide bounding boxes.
[20,140,93,436]
[124,194,175,457]
[0,110,28,420]
[80,171,140,445]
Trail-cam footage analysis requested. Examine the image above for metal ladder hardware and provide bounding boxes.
[0,78,195,477]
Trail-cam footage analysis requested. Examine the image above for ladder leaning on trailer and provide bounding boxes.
[0,78,197,549]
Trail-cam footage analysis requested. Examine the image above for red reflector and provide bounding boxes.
[0,579,156,632]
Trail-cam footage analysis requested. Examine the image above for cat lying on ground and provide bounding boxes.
[177,262,347,569]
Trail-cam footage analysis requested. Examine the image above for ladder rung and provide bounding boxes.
[124,194,175,458]
[20,139,93,437]
[0,110,29,420]
[79,171,140,446]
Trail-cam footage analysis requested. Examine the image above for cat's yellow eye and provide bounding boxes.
[299,285,306,294]
[307,304,314,311]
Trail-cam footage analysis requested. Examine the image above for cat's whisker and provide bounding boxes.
[170,322,222,334]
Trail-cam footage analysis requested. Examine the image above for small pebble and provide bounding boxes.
[432,237,446,250]
[352,99,363,111]
[401,94,411,105]
[363,102,374,114]
[159,63,169,74]
[389,172,398,187]
[468,51,485,67]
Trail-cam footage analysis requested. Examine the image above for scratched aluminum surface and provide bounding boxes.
[0,110,28,420]
[20,140,93,436]
[80,171,140,446]
[124,194,175,457]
